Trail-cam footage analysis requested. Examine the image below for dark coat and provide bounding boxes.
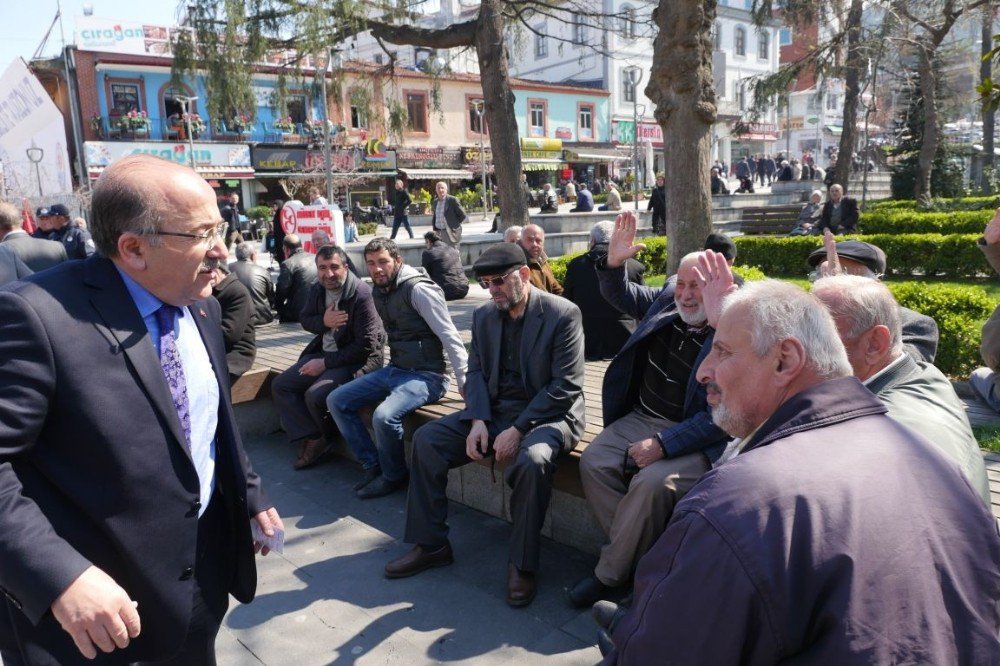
[230,259,275,325]
[392,188,412,218]
[563,244,644,360]
[899,305,938,363]
[1,230,67,272]
[571,188,594,212]
[596,263,729,462]
[298,271,385,375]
[421,240,470,301]
[647,186,666,230]
[275,249,317,322]
[46,224,95,260]
[430,195,467,245]
[0,257,270,662]
[608,377,1000,664]
[212,270,257,378]
[818,196,860,233]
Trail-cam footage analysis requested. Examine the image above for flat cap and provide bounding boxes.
[473,243,527,277]
[807,240,887,276]
[704,232,737,262]
[36,207,50,217]
[46,203,70,217]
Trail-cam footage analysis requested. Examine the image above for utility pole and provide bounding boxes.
[626,66,644,212]
[471,100,487,220]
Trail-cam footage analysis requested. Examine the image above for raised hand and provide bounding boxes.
[607,210,646,269]
[692,250,737,329]
[818,229,842,278]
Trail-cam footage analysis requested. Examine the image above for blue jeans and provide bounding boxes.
[327,367,449,482]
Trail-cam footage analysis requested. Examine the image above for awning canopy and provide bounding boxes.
[399,168,473,180]
[565,149,631,163]
[522,159,566,172]
[254,171,398,179]
[88,165,256,180]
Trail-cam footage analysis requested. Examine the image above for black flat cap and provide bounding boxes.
[704,232,737,262]
[46,203,70,217]
[473,243,527,277]
[807,240,887,275]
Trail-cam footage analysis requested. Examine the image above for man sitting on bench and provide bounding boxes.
[569,211,730,607]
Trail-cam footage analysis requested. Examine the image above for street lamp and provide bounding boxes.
[625,66,643,211]
[470,99,488,221]
[175,95,198,169]
[25,144,44,197]
[321,49,343,207]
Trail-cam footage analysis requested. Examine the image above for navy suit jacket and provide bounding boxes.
[0,256,270,662]
[596,264,729,462]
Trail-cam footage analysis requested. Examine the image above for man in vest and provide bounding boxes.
[327,237,468,499]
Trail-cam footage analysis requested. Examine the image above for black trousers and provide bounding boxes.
[271,356,360,443]
[403,411,565,572]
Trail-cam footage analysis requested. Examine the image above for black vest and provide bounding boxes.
[374,266,446,373]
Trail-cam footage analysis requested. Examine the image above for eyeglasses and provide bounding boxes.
[151,222,227,248]
[478,268,519,290]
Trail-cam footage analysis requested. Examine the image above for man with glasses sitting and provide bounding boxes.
[384,243,586,607]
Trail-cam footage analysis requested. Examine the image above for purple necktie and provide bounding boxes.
[154,304,191,452]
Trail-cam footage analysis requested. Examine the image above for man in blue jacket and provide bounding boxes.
[569,210,729,607]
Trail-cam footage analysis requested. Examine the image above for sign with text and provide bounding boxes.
[614,121,663,146]
[84,141,251,168]
[75,16,178,56]
[251,146,396,172]
[280,201,344,250]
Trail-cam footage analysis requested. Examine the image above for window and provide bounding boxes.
[108,80,143,115]
[350,99,368,129]
[160,84,194,121]
[578,103,594,140]
[535,24,548,57]
[405,91,428,133]
[826,94,839,110]
[286,94,307,125]
[713,22,722,50]
[468,96,487,135]
[374,53,384,64]
[620,5,636,39]
[528,99,547,137]
[735,26,746,56]
[622,69,637,103]
[737,81,746,111]
[573,15,587,45]
[779,28,792,45]
[758,31,769,59]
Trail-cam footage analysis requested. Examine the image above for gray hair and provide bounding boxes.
[0,202,20,232]
[90,154,167,257]
[235,242,256,261]
[720,280,852,380]
[811,275,904,357]
[503,226,522,243]
[810,189,824,202]
[590,220,615,245]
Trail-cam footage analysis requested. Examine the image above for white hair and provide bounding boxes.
[811,275,904,357]
[503,226,522,242]
[720,280,852,379]
[590,220,615,245]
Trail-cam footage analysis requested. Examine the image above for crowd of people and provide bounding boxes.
[0,154,998,664]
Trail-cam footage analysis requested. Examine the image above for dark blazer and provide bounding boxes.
[899,306,938,363]
[298,271,385,375]
[460,288,586,448]
[275,249,317,322]
[212,270,257,378]
[0,244,31,286]
[430,195,467,245]
[818,197,860,234]
[231,259,275,325]
[0,257,270,662]
[597,263,729,462]
[563,244,644,360]
[421,240,470,301]
[1,230,67,272]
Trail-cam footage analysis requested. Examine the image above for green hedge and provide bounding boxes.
[868,196,999,212]
[547,237,668,283]
[733,234,990,279]
[861,209,990,235]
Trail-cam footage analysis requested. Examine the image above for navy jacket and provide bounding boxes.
[596,263,728,462]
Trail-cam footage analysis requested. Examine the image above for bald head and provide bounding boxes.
[519,224,546,261]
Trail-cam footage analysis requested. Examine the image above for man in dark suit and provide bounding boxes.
[0,243,31,286]
[429,180,467,249]
[231,242,276,325]
[212,264,257,382]
[385,243,586,607]
[421,230,469,301]
[817,183,859,234]
[0,202,67,272]
[275,234,317,322]
[0,154,282,664]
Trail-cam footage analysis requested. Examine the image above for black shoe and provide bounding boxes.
[568,574,613,608]
[356,475,407,499]
[385,543,454,578]
[353,466,380,491]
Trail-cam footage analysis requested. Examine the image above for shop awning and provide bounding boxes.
[87,165,257,180]
[564,149,631,163]
[254,171,398,179]
[399,168,473,180]
[522,159,567,172]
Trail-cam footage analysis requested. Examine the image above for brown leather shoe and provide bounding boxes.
[384,543,454,579]
[507,563,537,607]
[294,437,331,470]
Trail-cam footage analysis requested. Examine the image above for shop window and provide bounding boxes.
[406,91,428,133]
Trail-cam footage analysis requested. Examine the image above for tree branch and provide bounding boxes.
[369,18,478,48]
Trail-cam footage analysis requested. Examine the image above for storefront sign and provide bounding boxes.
[396,147,463,169]
[614,121,662,146]
[75,16,176,56]
[252,146,397,172]
[554,127,573,140]
[280,201,344,249]
[520,137,562,151]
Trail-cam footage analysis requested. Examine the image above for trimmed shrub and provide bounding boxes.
[868,196,999,212]
[246,205,272,222]
[861,209,989,235]
[732,265,767,282]
[548,237,667,283]
[733,234,990,279]
[357,221,379,236]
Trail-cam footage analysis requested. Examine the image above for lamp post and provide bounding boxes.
[322,49,343,207]
[625,66,643,211]
[471,100,488,221]
[175,95,198,169]
[25,144,44,197]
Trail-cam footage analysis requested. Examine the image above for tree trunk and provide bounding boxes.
[648,0,717,275]
[474,0,527,231]
[981,4,995,193]
[833,0,863,191]
[914,45,937,204]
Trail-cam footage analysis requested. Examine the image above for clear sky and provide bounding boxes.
[1,0,183,69]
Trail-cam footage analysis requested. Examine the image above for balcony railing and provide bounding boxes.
[88,115,319,144]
